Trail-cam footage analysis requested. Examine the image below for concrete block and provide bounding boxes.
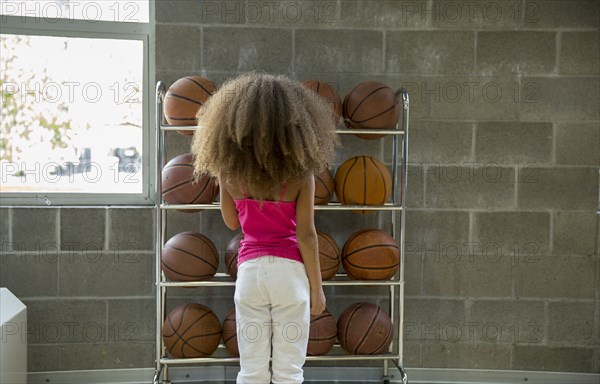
[12,208,57,252]
[403,298,466,343]
[473,211,551,256]
[156,24,201,72]
[246,0,341,27]
[523,0,599,29]
[548,302,597,345]
[59,342,154,370]
[425,165,515,209]
[560,32,600,75]
[554,211,597,256]
[405,210,470,254]
[341,0,429,29]
[475,122,552,164]
[520,77,600,121]
[164,210,201,241]
[295,29,383,73]
[477,32,555,75]
[60,209,105,251]
[0,253,58,298]
[386,121,472,165]
[556,123,600,166]
[156,0,246,24]
[203,27,292,73]
[59,251,153,297]
[423,254,512,297]
[0,208,8,245]
[512,345,594,372]
[403,246,422,296]
[405,165,424,208]
[422,343,512,369]
[431,0,524,29]
[22,299,106,344]
[470,300,545,344]
[517,167,598,210]
[109,209,154,251]
[28,346,59,372]
[108,299,155,343]
[335,135,384,167]
[428,77,520,120]
[386,31,475,74]
[402,341,421,368]
[164,131,193,161]
[515,255,596,299]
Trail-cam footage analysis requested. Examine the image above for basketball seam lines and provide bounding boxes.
[354,305,379,354]
[351,102,397,125]
[369,157,388,204]
[166,92,205,106]
[161,262,215,278]
[167,244,218,270]
[343,243,399,259]
[342,305,362,352]
[340,157,358,205]
[348,86,388,120]
[183,77,215,95]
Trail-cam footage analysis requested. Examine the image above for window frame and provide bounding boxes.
[0,5,155,206]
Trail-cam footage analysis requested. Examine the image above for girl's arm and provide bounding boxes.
[296,174,326,315]
[218,175,240,230]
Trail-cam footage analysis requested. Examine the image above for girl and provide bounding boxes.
[191,73,338,383]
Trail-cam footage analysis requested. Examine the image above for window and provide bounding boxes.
[0,0,153,205]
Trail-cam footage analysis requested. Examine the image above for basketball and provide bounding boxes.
[342,229,400,280]
[307,309,337,356]
[225,233,244,280]
[222,309,239,357]
[334,156,392,211]
[161,232,220,281]
[337,302,392,355]
[302,80,342,124]
[163,76,217,135]
[317,230,340,280]
[314,169,335,205]
[162,153,219,207]
[162,303,222,358]
[342,81,400,139]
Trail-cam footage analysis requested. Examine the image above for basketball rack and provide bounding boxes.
[153,81,410,384]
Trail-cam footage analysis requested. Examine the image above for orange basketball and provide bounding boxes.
[337,302,392,355]
[307,309,337,356]
[302,80,342,124]
[161,232,220,281]
[314,169,335,205]
[225,233,244,280]
[342,81,400,139]
[334,156,392,211]
[161,153,219,207]
[162,303,222,358]
[163,76,216,135]
[317,230,340,280]
[342,229,400,280]
[222,309,239,357]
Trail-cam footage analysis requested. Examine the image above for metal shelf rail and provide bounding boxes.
[153,81,410,384]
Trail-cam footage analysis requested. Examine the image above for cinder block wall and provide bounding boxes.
[1,0,598,375]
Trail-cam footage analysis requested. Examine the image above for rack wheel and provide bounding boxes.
[383,379,390,384]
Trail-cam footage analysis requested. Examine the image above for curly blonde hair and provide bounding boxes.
[191,73,339,200]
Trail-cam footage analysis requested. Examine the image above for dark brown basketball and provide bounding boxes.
[337,302,392,355]
[162,303,222,358]
[342,81,400,139]
[222,309,239,357]
[225,233,244,280]
[161,232,220,281]
[161,153,219,207]
[334,156,392,212]
[342,229,400,280]
[307,309,337,356]
[317,231,340,280]
[314,169,335,205]
[302,80,342,124]
[163,76,217,135]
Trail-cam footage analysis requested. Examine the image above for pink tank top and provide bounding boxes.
[233,182,303,266]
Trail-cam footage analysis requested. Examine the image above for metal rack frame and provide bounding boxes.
[153,81,410,384]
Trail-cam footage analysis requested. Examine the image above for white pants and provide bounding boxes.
[234,256,310,384]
